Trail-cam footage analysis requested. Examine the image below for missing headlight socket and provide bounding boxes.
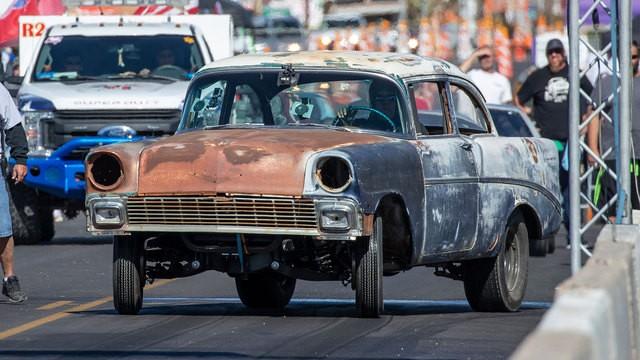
[315,157,352,193]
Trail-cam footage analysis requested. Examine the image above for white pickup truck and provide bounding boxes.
[9,15,232,244]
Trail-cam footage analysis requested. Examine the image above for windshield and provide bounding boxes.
[179,71,408,135]
[32,34,204,81]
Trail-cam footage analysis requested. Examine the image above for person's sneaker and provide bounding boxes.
[2,276,27,303]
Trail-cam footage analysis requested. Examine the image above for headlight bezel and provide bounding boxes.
[315,199,360,233]
[88,197,126,229]
[87,152,125,191]
[315,156,353,193]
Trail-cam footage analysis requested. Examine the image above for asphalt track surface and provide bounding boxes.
[0,215,598,359]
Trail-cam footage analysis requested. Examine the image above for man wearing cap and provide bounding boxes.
[516,38,593,246]
[459,46,513,104]
[0,83,28,303]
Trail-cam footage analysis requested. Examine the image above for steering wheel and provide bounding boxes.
[333,105,397,132]
[152,64,188,79]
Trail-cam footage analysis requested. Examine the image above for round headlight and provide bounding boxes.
[315,157,352,193]
[88,153,123,190]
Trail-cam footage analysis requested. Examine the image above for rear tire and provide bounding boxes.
[529,237,548,257]
[547,236,555,254]
[462,213,529,312]
[354,216,384,317]
[8,182,41,245]
[113,235,145,315]
[235,272,296,309]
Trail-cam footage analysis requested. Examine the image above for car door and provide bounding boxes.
[410,79,479,256]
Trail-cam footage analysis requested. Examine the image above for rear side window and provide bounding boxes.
[449,84,489,134]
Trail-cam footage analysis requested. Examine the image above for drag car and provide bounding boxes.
[86,52,561,317]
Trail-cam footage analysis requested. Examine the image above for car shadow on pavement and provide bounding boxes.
[74,299,549,318]
[0,350,267,359]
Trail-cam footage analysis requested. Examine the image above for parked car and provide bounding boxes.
[488,104,541,138]
[86,52,562,317]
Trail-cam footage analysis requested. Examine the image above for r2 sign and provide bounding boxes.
[22,23,46,37]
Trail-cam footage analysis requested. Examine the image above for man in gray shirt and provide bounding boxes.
[592,40,640,216]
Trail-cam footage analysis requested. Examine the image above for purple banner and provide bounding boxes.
[579,0,640,25]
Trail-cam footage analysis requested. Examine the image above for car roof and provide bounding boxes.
[200,51,469,80]
[48,23,194,37]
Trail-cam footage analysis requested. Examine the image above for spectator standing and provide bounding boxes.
[591,40,640,218]
[515,38,593,244]
[459,46,513,104]
[0,83,28,303]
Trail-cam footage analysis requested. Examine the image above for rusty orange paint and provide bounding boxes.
[86,141,149,195]
[90,128,391,196]
[362,214,374,236]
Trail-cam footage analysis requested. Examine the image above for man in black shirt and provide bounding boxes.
[516,38,593,244]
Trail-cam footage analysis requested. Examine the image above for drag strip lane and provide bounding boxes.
[0,279,174,341]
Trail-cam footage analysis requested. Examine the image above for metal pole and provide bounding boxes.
[568,0,581,275]
[620,0,632,224]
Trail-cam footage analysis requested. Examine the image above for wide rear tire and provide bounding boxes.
[354,216,384,317]
[462,213,529,312]
[113,235,145,315]
[235,271,296,309]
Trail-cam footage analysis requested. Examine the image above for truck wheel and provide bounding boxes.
[235,271,296,309]
[353,216,384,317]
[462,213,529,312]
[113,235,145,315]
[38,206,55,242]
[8,182,41,245]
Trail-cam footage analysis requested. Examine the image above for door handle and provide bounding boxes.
[460,143,472,151]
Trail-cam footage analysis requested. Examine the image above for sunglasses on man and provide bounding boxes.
[546,49,564,56]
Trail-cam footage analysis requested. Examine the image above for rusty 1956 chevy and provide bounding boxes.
[86,52,561,317]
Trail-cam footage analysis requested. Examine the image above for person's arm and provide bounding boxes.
[459,47,491,73]
[6,123,27,166]
[6,123,28,183]
[515,73,535,115]
[586,111,600,166]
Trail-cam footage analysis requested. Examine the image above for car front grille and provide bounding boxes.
[126,196,318,229]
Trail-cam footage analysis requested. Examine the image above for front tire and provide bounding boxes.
[113,235,145,315]
[462,213,529,312]
[354,216,384,317]
[235,272,296,309]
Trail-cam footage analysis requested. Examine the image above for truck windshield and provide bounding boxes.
[32,34,204,81]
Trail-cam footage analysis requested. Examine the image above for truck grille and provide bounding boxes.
[126,196,318,229]
[45,109,181,149]
[55,109,180,121]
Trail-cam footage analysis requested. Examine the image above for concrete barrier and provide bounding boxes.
[512,225,640,360]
